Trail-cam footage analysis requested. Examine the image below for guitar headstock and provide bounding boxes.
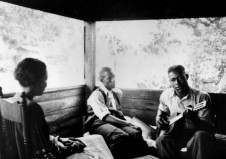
[186,101,207,111]
[193,101,207,111]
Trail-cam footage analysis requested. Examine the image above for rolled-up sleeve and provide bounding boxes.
[87,91,111,120]
[197,92,213,124]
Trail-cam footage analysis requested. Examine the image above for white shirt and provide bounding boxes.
[87,84,123,120]
[159,87,212,121]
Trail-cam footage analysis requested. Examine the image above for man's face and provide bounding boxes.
[102,71,115,90]
[168,71,189,94]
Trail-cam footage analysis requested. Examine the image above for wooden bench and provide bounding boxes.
[5,85,223,139]
[120,88,226,158]
[4,86,224,158]
[33,86,159,158]
[120,88,226,135]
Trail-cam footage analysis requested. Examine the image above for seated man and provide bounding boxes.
[155,65,216,159]
[85,67,151,159]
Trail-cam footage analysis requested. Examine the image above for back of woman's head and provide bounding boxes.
[14,58,47,87]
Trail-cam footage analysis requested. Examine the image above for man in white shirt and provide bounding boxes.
[155,65,215,159]
[84,67,150,159]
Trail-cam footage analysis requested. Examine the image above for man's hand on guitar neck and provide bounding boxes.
[183,101,207,120]
[156,110,169,130]
[183,105,197,120]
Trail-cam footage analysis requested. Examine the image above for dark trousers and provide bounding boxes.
[215,133,226,159]
[156,131,215,159]
[90,119,150,159]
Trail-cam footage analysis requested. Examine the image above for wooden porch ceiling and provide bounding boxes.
[2,0,226,21]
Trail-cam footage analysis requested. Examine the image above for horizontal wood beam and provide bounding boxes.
[2,0,226,21]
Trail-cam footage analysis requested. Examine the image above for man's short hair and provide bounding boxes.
[99,67,112,81]
[168,65,186,74]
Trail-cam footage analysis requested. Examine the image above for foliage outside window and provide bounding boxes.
[96,19,226,93]
[0,2,84,93]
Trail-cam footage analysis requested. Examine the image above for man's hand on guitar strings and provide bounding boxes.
[158,117,169,130]
[156,111,169,130]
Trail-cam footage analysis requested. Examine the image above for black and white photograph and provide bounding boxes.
[0,0,226,159]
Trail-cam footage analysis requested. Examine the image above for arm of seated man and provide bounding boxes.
[194,108,215,133]
[103,114,141,131]
[183,95,215,133]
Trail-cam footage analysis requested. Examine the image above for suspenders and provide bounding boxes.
[97,88,121,106]
[84,87,124,132]
[97,88,124,119]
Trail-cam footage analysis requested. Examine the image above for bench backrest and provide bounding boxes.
[121,88,226,134]
[35,86,85,137]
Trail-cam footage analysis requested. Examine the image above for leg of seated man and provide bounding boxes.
[90,121,132,159]
[187,131,215,159]
[156,134,184,159]
[120,125,152,157]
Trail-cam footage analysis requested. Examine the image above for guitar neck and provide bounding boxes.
[169,113,183,125]
[168,101,206,125]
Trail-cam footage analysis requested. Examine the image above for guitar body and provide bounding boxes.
[158,101,207,137]
[161,123,176,135]
[159,118,184,136]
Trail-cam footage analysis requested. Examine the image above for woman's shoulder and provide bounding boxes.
[28,101,43,114]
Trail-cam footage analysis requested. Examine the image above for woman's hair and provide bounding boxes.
[14,58,47,87]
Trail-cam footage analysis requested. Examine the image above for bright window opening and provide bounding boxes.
[0,2,84,93]
[96,19,226,93]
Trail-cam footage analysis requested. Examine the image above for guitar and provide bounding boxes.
[160,101,207,136]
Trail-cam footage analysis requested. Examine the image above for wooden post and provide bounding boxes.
[84,22,96,100]
[83,22,96,134]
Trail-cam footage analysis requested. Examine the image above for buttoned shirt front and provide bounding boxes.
[158,87,212,123]
[87,84,123,120]
[107,90,117,110]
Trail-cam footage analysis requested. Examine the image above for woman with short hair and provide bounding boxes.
[10,57,113,159]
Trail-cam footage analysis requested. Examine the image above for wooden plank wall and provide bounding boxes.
[121,88,162,126]
[35,85,85,137]
[5,86,225,136]
[121,89,226,134]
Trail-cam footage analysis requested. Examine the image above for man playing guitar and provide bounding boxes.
[155,65,215,159]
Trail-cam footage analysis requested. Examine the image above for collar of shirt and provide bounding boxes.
[99,83,117,109]
[169,87,192,101]
[99,84,109,95]
[168,87,196,113]
[99,83,114,96]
